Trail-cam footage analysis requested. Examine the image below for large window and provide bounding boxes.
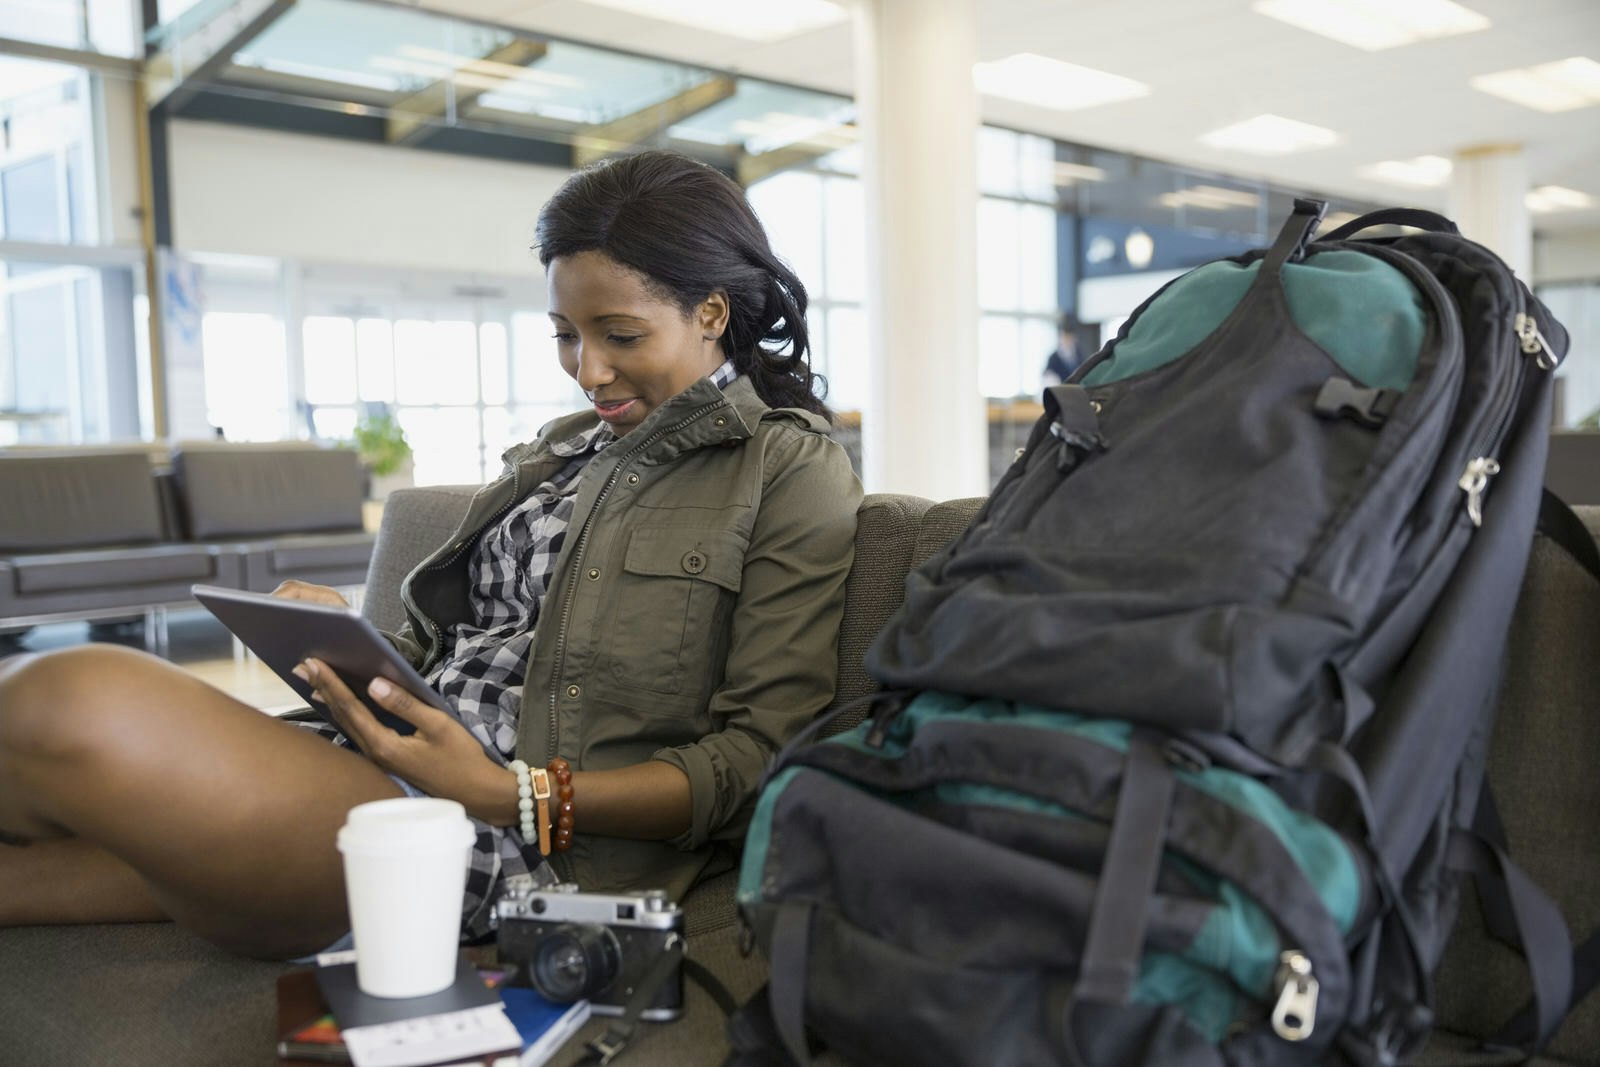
[0,256,143,445]
[1542,281,1600,428]
[300,309,566,485]
[1,57,101,246]
[295,274,572,485]
[0,0,140,58]
[747,169,868,414]
[746,126,1061,409]
[0,53,145,446]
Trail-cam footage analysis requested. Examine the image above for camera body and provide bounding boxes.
[495,884,684,1020]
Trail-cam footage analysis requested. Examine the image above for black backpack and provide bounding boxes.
[731,200,1577,1065]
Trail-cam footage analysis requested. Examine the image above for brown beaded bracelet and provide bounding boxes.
[549,757,575,852]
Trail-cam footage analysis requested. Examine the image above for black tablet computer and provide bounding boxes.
[192,584,445,736]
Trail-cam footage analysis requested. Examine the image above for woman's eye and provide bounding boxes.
[609,335,642,346]
[551,332,575,343]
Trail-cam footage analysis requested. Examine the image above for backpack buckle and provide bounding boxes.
[1313,377,1399,429]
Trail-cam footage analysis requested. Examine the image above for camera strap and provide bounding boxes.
[573,937,739,1066]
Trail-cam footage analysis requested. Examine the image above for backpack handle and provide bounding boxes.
[1319,208,1460,241]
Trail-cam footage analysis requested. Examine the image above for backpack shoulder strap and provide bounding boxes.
[1537,489,1600,584]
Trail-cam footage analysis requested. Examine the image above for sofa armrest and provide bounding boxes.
[360,485,477,633]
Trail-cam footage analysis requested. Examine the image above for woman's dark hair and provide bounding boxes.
[534,150,830,421]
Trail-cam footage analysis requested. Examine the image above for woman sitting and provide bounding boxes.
[0,150,862,959]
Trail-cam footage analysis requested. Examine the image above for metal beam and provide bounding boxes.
[0,37,140,77]
[385,37,548,146]
[145,0,297,108]
[572,75,737,168]
[735,123,859,186]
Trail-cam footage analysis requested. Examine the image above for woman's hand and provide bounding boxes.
[271,580,351,609]
[292,658,508,820]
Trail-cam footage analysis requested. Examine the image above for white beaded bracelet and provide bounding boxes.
[509,759,537,848]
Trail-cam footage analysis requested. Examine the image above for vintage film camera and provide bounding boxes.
[495,883,685,1019]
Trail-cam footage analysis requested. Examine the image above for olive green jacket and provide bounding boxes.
[388,375,861,901]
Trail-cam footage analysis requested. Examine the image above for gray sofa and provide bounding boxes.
[0,488,1597,1066]
[0,445,376,648]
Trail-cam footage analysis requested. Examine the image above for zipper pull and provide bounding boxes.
[1515,312,1557,370]
[1271,950,1320,1041]
[1457,456,1501,528]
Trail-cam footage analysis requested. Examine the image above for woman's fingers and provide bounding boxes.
[299,659,385,756]
[270,581,350,608]
[363,677,451,735]
[296,661,453,771]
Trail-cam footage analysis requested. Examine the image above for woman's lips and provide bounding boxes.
[593,398,638,422]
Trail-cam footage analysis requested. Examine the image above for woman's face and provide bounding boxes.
[548,251,729,437]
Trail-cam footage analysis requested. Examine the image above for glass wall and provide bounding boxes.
[0,0,140,59]
[0,51,146,446]
[1542,281,1600,428]
[191,259,571,485]
[746,125,1061,410]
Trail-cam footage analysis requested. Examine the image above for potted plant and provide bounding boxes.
[352,411,414,501]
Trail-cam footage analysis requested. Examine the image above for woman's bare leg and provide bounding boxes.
[0,838,165,924]
[0,644,404,958]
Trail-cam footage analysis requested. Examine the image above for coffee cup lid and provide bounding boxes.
[337,798,474,856]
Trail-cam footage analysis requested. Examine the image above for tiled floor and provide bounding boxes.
[5,609,303,713]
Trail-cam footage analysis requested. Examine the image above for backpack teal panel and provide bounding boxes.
[1081,250,1425,392]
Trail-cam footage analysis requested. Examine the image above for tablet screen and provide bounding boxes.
[193,585,445,737]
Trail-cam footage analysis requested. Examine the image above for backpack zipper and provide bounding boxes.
[1271,949,1320,1041]
[1515,311,1557,370]
[1454,295,1554,528]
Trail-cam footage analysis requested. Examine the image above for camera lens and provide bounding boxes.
[530,923,621,1003]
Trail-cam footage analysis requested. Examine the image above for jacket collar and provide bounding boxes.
[500,373,829,472]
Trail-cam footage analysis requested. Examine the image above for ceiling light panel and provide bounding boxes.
[1199,114,1340,155]
[1252,0,1490,51]
[1358,155,1454,187]
[1471,56,1600,112]
[1054,162,1109,184]
[1526,185,1595,213]
[577,0,848,42]
[973,54,1150,111]
[1157,185,1263,210]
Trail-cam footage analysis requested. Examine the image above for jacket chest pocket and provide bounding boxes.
[606,526,745,696]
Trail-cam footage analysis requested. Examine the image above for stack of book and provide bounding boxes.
[277,953,590,1067]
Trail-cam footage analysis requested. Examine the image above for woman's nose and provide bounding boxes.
[574,348,613,392]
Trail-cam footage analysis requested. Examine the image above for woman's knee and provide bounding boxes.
[0,645,154,763]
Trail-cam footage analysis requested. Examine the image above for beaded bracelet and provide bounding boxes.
[549,758,574,852]
[508,759,551,855]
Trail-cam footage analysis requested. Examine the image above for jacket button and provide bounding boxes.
[565,684,580,698]
[626,473,640,485]
[682,551,707,575]
[713,415,728,427]
[587,568,600,580]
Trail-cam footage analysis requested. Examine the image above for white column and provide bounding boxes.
[1448,143,1532,281]
[853,0,986,498]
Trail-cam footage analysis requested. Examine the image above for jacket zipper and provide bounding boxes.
[544,400,731,766]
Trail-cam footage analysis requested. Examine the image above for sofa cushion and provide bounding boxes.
[11,544,219,595]
[0,452,164,552]
[173,447,364,540]
[1431,517,1600,1061]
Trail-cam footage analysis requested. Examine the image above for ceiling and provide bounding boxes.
[410,0,1600,236]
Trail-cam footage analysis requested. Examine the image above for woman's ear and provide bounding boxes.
[699,290,730,341]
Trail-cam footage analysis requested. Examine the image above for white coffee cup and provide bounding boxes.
[337,797,476,998]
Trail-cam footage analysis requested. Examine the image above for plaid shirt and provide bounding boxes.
[299,360,740,940]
